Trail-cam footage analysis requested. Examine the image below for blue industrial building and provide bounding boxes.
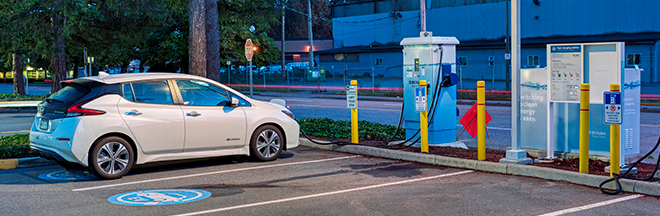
[315,0,660,90]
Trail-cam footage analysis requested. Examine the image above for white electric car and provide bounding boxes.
[30,72,299,179]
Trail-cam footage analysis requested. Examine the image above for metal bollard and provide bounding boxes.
[477,81,485,161]
[610,84,620,176]
[579,83,590,174]
[351,80,359,144]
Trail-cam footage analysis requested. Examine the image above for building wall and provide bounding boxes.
[329,0,660,85]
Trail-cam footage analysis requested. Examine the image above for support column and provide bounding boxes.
[500,0,532,165]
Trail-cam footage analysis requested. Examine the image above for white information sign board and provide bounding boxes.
[548,45,583,103]
[415,87,426,112]
[346,85,357,109]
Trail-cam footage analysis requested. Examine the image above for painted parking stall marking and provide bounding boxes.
[39,169,97,181]
[538,194,643,216]
[108,189,211,206]
[172,170,473,216]
[73,155,359,191]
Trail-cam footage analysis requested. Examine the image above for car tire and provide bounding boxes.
[88,136,134,179]
[249,125,283,161]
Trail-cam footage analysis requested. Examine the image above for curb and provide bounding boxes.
[0,157,56,170]
[299,139,660,197]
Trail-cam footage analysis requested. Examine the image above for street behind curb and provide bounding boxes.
[299,139,660,197]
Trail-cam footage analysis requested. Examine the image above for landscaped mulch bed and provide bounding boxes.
[302,135,659,182]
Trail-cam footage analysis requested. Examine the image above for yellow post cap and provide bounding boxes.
[581,83,590,90]
[477,81,485,88]
[350,80,357,86]
[610,84,620,91]
[419,80,426,86]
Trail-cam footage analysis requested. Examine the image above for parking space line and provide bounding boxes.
[538,194,643,216]
[171,170,473,216]
[72,155,359,192]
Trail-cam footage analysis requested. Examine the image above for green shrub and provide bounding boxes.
[0,93,50,102]
[298,117,405,141]
[0,134,32,159]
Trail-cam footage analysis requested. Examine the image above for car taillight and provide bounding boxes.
[67,100,105,117]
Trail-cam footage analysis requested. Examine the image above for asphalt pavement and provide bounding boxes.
[2,146,660,216]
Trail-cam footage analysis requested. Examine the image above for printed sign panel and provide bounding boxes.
[346,85,357,109]
[415,87,426,112]
[549,45,583,103]
[603,91,622,125]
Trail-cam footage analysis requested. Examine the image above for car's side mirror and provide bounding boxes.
[231,97,239,106]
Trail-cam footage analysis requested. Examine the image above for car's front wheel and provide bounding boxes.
[249,125,283,161]
[88,136,134,179]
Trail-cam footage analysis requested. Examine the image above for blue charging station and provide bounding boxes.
[400,33,460,145]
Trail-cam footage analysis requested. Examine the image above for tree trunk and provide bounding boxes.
[50,0,66,93]
[121,62,128,73]
[139,60,144,73]
[72,61,79,79]
[12,53,26,95]
[189,0,220,81]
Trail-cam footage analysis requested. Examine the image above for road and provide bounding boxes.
[2,146,659,216]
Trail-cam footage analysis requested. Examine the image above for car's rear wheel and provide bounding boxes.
[249,125,283,161]
[88,136,134,179]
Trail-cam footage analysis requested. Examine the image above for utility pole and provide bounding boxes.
[281,1,288,89]
[505,0,511,90]
[307,0,314,72]
[420,0,426,32]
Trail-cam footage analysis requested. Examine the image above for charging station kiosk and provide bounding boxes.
[520,42,641,164]
[400,33,460,145]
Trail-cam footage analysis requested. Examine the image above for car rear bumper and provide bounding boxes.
[29,117,95,165]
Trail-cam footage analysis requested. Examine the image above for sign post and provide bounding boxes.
[604,84,622,176]
[347,80,358,143]
[245,39,254,98]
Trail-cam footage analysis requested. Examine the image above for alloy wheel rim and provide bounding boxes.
[256,129,280,158]
[96,142,129,175]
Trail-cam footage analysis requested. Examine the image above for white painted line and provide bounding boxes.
[72,155,359,192]
[456,124,511,131]
[171,170,473,216]
[538,194,643,216]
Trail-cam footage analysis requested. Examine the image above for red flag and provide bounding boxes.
[459,103,492,138]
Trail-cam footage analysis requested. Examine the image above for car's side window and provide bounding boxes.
[176,80,230,106]
[122,83,135,102]
[131,80,174,104]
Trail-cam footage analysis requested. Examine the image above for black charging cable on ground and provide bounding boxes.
[599,135,660,195]
[300,49,447,150]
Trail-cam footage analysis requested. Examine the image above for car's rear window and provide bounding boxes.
[46,84,91,107]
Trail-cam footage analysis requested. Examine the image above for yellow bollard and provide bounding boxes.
[420,80,429,153]
[477,81,485,161]
[351,80,359,144]
[579,83,590,174]
[610,84,620,176]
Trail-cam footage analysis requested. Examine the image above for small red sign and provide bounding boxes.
[459,103,492,138]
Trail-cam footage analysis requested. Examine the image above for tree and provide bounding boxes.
[269,0,332,39]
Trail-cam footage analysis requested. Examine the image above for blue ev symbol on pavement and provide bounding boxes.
[108,189,212,206]
[38,169,97,181]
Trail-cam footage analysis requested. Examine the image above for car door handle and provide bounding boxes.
[186,112,201,117]
[125,110,142,116]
